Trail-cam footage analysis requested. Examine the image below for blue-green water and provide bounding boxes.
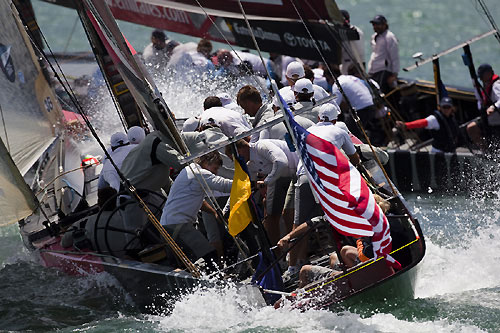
[1,0,500,332]
[31,0,500,88]
[2,192,500,332]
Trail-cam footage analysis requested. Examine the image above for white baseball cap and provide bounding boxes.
[127,126,145,144]
[216,92,233,107]
[293,78,314,94]
[286,61,305,79]
[110,132,129,149]
[272,89,296,107]
[316,103,340,121]
[182,116,201,132]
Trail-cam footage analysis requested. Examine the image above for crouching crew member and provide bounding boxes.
[160,151,232,269]
[396,96,460,153]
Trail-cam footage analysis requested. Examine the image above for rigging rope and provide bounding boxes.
[15,4,200,278]
[301,0,423,147]
[472,0,500,45]
[287,0,398,196]
[193,0,269,94]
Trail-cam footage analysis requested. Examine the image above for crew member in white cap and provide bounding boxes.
[281,103,360,278]
[182,116,201,132]
[127,126,146,145]
[259,91,314,141]
[98,132,133,191]
[279,61,330,103]
[293,78,321,122]
[231,138,299,245]
[216,92,240,111]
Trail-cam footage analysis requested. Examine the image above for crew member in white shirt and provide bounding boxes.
[98,132,133,192]
[284,103,360,277]
[330,65,376,139]
[259,91,314,141]
[236,85,274,143]
[199,96,252,138]
[231,50,269,77]
[160,151,232,267]
[232,138,299,245]
[367,15,399,94]
[279,61,331,103]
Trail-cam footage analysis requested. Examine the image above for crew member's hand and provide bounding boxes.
[487,105,495,116]
[257,180,267,195]
[387,74,398,88]
[277,235,291,250]
[395,120,406,130]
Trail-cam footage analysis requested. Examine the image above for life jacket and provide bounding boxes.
[481,74,499,107]
[431,110,459,152]
[356,237,373,262]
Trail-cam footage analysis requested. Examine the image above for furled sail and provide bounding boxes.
[43,0,358,63]
[0,0,61,176]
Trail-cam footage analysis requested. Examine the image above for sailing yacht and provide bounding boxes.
[4,0,425,312]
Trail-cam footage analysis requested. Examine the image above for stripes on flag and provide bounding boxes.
[277,92,401,268]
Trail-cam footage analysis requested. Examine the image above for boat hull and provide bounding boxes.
[386,149,495,193]
[34,237,207,310]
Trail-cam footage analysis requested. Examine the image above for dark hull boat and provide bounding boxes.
[278,159,425,310]
[8,0,426,312]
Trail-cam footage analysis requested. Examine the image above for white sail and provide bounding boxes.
[0,0,61,176]
[0,135,37,226]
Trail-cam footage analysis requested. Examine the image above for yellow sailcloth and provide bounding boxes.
[228,157,253,236]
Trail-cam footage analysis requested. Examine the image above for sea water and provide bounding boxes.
[1,0,500,331]
[2,192,499,331]
[30,0,500,88]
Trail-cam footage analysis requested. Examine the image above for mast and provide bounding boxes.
[76,1,145,129]
[80,0,188,154]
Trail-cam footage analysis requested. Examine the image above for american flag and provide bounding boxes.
[278,93,400,268]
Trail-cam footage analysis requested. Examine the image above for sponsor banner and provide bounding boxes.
[40,0,358,62]
[225,19,359,63]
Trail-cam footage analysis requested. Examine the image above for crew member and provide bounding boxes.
[142,30,178,67]
[466,63,500,150]
[284,103,361,278]
[199,96,252,138]
[236,85,274,143]
[279,61,330,103]
[396,97,460,153]
[340,10,365,75]
[160,151,232,266]
[259,91,314,141]
[293,78,319,122]
[330,65,376,140]
[97,132,132,191]
[367,15,399,94]
[232,138,299,245]
[120,130,183,194]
